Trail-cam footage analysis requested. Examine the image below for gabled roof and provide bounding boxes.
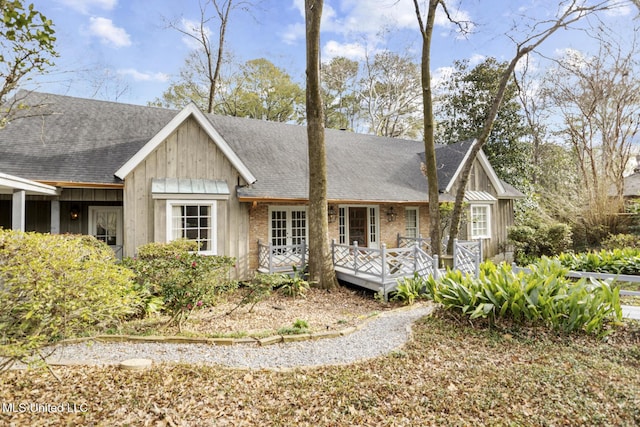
[115,102,256,184]
[0,91,523,202]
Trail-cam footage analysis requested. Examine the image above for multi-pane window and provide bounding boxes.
[169,202,215,253]
[470,205,490,239]
[269,207,307,246]
[405,207,419,238]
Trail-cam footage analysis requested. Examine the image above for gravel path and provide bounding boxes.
[47,304,434,370]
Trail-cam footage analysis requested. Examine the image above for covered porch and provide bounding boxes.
[0,173,59,231]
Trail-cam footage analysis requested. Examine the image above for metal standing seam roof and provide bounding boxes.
[151,178,230,195]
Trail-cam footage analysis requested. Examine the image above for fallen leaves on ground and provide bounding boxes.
[1,308,639,426]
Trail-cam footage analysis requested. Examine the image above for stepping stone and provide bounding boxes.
[119,358,153,371]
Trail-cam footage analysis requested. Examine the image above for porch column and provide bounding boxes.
[11,190,26,231]
[50,199,60,234]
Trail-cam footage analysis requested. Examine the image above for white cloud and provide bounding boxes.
[322,40,368,61]
[282,0,474,45]
[180,18,212,50]
[604,0,632,17]
[57,0,117,14]
[468,53,486,66]
[88,17,131,47]
[117,69,170,82]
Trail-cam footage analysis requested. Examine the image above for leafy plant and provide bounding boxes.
[557,248,640,275]
[278,266,311,299]
[125,240,236,330]
[277,319,309,335]
[601,233,640,250]
[423,259,622,336]
[0,230,140,371]
[392,273,425,305]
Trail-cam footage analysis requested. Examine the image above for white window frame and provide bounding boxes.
[166,200,217,255]
[405,207,419,238]
[338,205,380,249]
[88,206,123,247]
[268,206,308,246]
[469,204,491,239]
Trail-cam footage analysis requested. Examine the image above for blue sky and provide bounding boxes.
[25,0,636,106]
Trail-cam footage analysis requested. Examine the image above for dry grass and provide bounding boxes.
[2,289,640,426]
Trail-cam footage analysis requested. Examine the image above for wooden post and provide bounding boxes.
[301,240,307,269]
[433,254,440,280]
[381,243,387,284]
[353,241,359,274]
[11,190,26,231]
[50,199,60,234]
[268,241,274,274]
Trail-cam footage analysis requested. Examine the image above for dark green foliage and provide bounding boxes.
[508,223,572,265]
[123,240,236,329]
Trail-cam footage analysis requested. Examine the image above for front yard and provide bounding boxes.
[1,305,639,426]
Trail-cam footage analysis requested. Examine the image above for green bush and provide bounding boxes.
[557,248,640,275]
[508,223,572,265]
[601,233,640,250]
[124,240,236,329]
[417,259,622,337]
[0,230,140,370]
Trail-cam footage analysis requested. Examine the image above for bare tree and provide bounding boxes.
[445,0,615,255]
[305,0,338,289]
[359,51,422,138]
[542,36,640,241]
[164,0,254,113]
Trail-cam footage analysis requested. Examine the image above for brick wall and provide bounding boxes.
[247,201,432,271]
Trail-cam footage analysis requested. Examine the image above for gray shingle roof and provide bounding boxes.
[0,91,522,201]
[0,91,177,184]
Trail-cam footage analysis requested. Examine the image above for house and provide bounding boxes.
[0,92,522,279]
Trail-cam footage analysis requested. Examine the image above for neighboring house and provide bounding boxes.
[0,92,522,278]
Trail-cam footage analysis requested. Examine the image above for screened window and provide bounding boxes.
[470,205,490,239]
[405,207,419,238]
[167,201,216,254]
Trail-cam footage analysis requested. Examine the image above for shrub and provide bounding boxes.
[419,259,622,337]
[557,248,640,275]
[0,230,140,370]
[601,233,640,250]
[125,240,236,329]
[508,223,572,265]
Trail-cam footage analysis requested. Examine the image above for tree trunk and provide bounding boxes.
[305,0,338,289]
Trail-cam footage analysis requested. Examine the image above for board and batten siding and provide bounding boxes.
[446,158,512,259]
[122,116,250,277]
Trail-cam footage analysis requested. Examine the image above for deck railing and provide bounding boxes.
[453,239,482,277]
[257,240,308,274]
[397,234,449,254]
[332,240,440,285]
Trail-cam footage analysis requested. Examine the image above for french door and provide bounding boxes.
[269,207,307,246]
[88,206,123,257]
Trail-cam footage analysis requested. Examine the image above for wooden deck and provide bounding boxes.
[257,237,482,298]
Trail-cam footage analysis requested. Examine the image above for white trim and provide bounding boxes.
[338,204,380,249]
[0,172,59,195]
[165,199,217,255]
[152,193,229,200]
[88,206,123,246]
[268,206,308,246]
[114,103,256,184]
[444,140,506,196]
[404,207,419,238]
[469,204,491,240]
